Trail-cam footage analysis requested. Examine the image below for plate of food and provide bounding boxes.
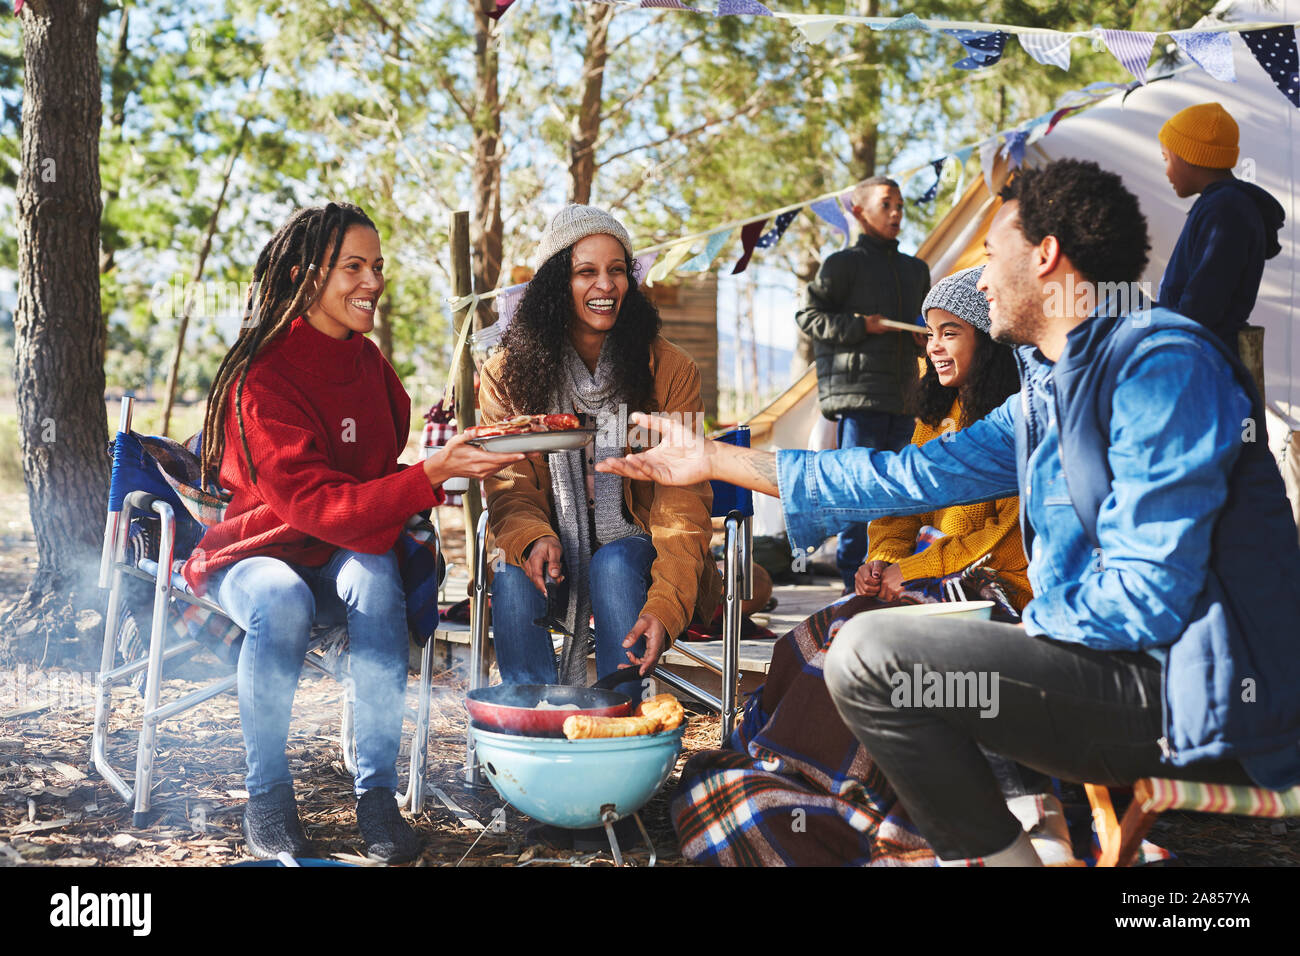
[464,413,596,452]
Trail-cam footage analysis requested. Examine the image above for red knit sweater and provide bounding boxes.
[182,316,443,595]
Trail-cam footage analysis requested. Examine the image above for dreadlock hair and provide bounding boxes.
[908,322,1020,430]
[493,244,661,416]
[200,202,378,487]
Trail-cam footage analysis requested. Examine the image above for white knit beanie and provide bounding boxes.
[532,204,635,272]
[921,265,991,333]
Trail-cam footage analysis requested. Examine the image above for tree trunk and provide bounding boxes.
[471,0,503,330]
[5,0,111,665]
[569,5,614,205]
[374,293,395,365]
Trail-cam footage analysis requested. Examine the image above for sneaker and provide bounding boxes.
[356,788,421,864]
[242,784,312,860]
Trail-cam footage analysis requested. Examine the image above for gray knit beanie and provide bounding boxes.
[532,204,636,272]
[921,265,990,333]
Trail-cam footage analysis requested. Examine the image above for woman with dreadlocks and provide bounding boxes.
[182,203,524,863]
[479,206,721,738]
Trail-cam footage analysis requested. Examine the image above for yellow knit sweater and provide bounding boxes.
[866,398,1032,610]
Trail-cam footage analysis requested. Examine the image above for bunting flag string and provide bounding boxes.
[444,77,1126,307]
[574,3,1300,107]
[1242,25,1300,107]
[731,219,769,274]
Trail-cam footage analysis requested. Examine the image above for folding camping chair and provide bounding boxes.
[93,397,437,826]
[1086,778,1300,867]
[462,427,753,786]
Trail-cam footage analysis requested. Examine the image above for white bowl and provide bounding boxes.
[866,600,994,621]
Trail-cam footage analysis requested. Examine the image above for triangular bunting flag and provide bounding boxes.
[789,15,839,46]
[1017,31,1073,71]
[645,240,695,287]
[731,219,768,274]
[634,250,660,284]
[1172,30,1236,83]
[494,282,529,329]
[1101,29,1158,84]
[678,229,734,273]
[715,0,773,15]
[809,196,850,248]
[486,0,516,20]
[1242,25,1300,108]
[1045,106,1077,137]
[979,139,999,194]
[1002,130,1029,170]
[913,158,946,205]
[755,209,799,250]
[943,29,1009,70]
[878,13,930,32]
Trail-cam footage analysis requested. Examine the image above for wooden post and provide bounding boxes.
[450,210,483,574]
[1239,325,1266,405]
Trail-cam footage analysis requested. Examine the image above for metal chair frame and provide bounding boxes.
[93,397,435,825]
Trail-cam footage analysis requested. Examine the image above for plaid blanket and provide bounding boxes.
[672,593,938,866]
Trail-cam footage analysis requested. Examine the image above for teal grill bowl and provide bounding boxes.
[471,724,685,829]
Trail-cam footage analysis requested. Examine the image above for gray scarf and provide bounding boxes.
[549,340,642,684]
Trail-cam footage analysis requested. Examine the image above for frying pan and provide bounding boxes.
[465,668,642,737]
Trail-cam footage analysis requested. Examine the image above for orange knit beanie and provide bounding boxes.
[1159,102,1239,169]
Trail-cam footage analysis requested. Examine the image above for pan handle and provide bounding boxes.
[590,667,644,691]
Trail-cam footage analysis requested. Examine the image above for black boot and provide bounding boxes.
[356,788,421,864]
[242,784,312,860]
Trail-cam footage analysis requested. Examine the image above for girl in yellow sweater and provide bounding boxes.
[857,265,1029,611]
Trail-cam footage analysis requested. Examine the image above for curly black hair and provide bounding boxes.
[908,324,1021,429]
[493,245,662,415]
[999,159,1151,286]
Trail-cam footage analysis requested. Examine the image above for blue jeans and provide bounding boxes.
[491,534,656,701]
[835,410,914,589]
[215,549,409,798]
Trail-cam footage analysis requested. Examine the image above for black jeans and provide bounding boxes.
[823,613,1253,861]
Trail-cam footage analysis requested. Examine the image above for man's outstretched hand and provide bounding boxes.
[596,412,714,486]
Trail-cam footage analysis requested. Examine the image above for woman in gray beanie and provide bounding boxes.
[478,205,720,736]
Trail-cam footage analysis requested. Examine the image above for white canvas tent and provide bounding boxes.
[749,0,1300,537]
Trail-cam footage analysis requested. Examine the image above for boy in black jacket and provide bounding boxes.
[1157,102,1284,353]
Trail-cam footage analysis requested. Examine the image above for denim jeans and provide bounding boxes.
[215,549,409,798]
[822,612,1252,861]
[834,410,914,589]
[491,534,656,701]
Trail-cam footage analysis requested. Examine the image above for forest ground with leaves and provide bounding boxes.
[1,490,1298,868]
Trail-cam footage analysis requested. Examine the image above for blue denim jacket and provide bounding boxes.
[778,331,1248,650]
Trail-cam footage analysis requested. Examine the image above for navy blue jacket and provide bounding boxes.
[1053,308,1300,787]
[1157,178,1284,351]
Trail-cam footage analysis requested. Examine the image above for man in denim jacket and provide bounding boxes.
[601,160,1300,866]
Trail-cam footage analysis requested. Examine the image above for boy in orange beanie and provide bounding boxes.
[1157,102,1284,354]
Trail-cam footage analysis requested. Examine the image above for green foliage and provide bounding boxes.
[1,0,1227,410]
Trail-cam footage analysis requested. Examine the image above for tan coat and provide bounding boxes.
[479,336,722,642]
